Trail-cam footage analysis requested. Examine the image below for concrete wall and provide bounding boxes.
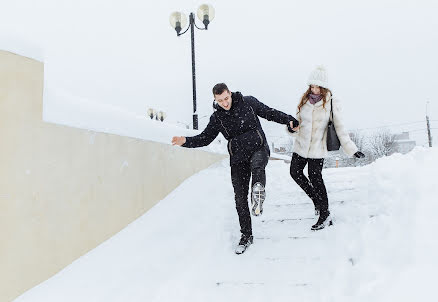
[0,50,226,302]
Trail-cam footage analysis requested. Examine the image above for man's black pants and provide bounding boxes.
[231,148,269,237]
[289,152,329,214]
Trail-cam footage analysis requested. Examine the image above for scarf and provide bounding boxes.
[308,93,323,105]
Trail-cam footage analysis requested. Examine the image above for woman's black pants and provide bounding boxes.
[231,148,269,237]
[289,153,329,214]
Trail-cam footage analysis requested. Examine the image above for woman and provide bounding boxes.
[287,66,364,230]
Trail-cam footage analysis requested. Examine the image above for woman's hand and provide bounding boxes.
[354,151,365,158]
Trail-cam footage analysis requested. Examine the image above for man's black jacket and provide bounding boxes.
[182,92,299,166]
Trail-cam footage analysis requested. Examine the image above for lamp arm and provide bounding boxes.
[194,22,207,30]
[177,24,191,36]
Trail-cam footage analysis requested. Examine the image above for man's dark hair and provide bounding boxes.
[212,83,229,96]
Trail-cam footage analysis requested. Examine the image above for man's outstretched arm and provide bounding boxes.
[246,96,299,128]
[172,115,220,148]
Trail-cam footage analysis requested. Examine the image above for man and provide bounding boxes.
[172,83,299,254]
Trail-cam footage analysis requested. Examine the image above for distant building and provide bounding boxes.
[270,136,293,156]
[394,132,416,154]
[274,146,286,153]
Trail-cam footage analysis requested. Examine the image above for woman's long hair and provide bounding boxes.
[297,86,331,114]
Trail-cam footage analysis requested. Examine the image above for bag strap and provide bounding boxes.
[329,96,334,122]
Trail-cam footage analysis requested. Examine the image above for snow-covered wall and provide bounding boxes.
[0,50,226,302]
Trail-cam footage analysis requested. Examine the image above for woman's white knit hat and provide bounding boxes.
[307,65,329,89]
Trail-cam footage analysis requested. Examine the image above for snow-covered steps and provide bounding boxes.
[15,148,438,301]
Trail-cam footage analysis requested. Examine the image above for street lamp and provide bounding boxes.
[147,108,156,120]
[157,111,167,122]
[147,108,167,122]
[169,4,215,130]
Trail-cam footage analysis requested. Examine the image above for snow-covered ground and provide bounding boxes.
[15,147,437,301]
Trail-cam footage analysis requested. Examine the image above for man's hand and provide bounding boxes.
[290,119,299,128]
[172,136,186,146]
[290,121,299,131]
[288,121,299,133]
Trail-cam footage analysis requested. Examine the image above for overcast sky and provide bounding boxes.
[1,0,437,145]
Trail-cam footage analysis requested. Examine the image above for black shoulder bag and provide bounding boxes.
[327,98,341,151]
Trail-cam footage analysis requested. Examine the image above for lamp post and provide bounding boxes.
[426,101,432,147]
[169,4,215,130]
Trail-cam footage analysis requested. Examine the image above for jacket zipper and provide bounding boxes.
[217,116,233,155]
[218,117,230,137]
[221,105,263,157]
[250,106,258,122]
[250,106,264,145]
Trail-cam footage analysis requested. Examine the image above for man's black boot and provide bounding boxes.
[235,234,254,254]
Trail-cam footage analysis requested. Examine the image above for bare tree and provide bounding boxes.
[350,131,367,153]
[368,130,397,160]
[324,130,397,168]
[345,131,370,166]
